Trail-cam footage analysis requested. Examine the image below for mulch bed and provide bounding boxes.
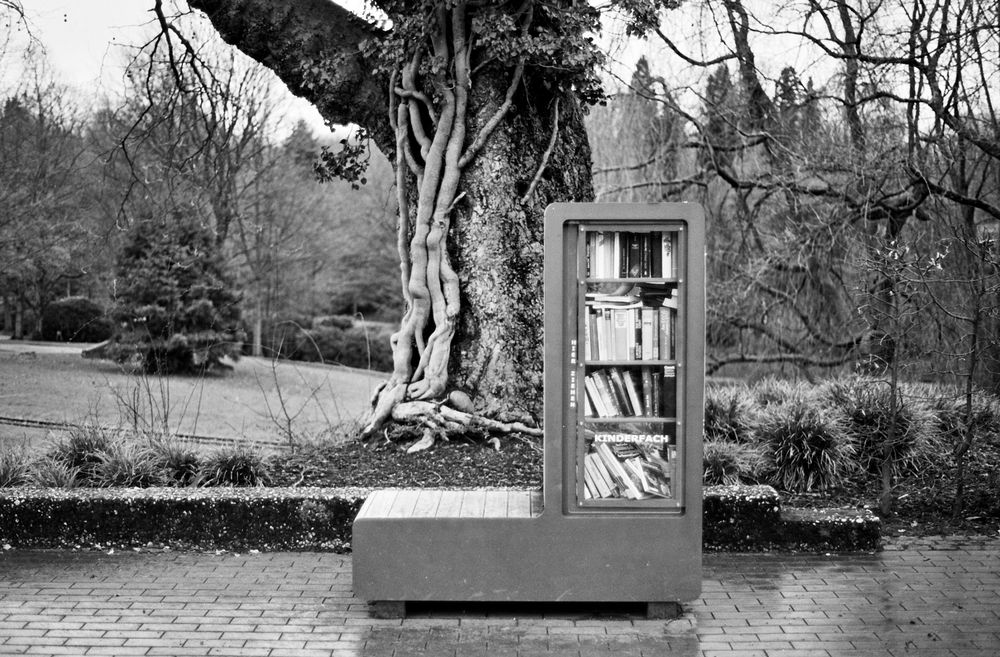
[271,433,1000,540]
[270,435,544,489]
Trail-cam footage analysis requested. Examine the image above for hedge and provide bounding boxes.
[0,485,880,553]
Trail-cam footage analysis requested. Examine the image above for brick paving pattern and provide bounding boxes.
[1,536,998,656]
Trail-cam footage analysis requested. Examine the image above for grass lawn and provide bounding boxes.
[0,343,387,449]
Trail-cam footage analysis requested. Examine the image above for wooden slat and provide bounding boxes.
[506,490,531,517]
[410,490,443,518]
[386,490,420,518]
[529,490,543,516]
[459,490,486,518]
[434,491,464,517]
[360,490,397,518]
[483,490,509,518]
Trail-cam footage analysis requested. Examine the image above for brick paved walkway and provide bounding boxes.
[1,536,998,656]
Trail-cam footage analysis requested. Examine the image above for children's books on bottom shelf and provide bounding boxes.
[581,436,674,501]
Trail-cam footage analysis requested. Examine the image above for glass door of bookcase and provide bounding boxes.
[573,225,685,510]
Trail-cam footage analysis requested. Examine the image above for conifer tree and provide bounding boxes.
[107,213,243,374]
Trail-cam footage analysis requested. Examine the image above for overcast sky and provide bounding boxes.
[5,0,370,135]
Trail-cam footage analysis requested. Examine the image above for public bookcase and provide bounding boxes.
[353,203,705,617]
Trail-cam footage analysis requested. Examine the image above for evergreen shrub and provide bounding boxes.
[39,297,113,343]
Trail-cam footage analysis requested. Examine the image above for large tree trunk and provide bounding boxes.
[185,0,595,435]
[449,79,593,422]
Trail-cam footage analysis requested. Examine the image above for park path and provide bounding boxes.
[1,535,998,656]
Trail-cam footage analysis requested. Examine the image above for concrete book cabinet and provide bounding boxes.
[353,203,705,617]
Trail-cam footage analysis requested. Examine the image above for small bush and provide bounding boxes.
[197,444,272,487]
[819,376,938,477]
[30,457,80,488]
[0,447,32,487]
[147,435,201,486]
[294,325,393,371]
[40,297,114,343]
[757,398,855,492]
[702,439,768,485]
[91,441,163,488]
[704,384,757,443]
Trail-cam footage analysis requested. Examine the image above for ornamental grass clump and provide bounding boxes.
[915,384,1000,445]
[197,444,272,487]
[0,447,32,487]
[702,438,769,486]
[147,435,201,486]
[704,383,757,443]
[820,376,939,477]
[46,425,116,484]
[91,441,163,488]
[756,397,855,492]
[30,458,80,488]
[751,377,812,408]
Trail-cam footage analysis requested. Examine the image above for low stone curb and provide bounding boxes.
[0,485,880,552]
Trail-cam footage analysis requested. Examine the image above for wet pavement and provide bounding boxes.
[1,536,999,656]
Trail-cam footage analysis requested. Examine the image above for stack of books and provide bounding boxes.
[582,438,674,500]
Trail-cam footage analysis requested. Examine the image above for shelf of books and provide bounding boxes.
[575,228,684,508]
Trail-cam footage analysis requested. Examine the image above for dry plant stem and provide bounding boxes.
[521,96,560,204]
[392,401,543,437]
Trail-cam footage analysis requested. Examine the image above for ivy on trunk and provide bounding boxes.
[179,0,606,439]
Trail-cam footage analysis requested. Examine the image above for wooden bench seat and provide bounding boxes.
[358,489,543,520]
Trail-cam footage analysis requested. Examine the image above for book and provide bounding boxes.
[600,308,612,359]
[651,232,663,277]
[596,442,643,499]
[612,309,629,360]
[622,369,644,416]
[584,376,609,417]
[592,369,622,415]
[625,233,642,277]
[641,367,654,416]
[641,308,655,360]
[627,308,638,360]
[651,309,660,360]
[652,369,663,417]
[659,306,676,361]
[662,231,674,277]
[588,312,600,360]
[608,368,635,416]
[585,452,613,498]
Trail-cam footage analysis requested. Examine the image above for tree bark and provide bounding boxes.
[450,76,594,422]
